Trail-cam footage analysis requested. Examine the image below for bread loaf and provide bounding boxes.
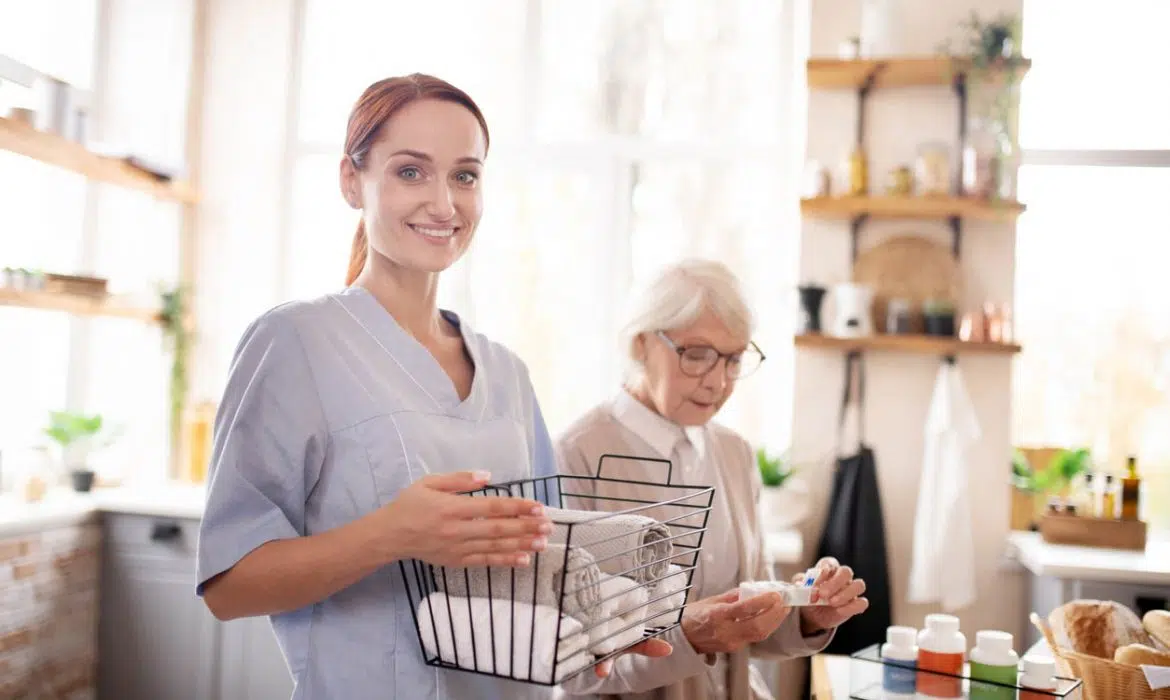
[1047,599,1152,659]
[1114,642,1170,667]
[1144,610,1170,651]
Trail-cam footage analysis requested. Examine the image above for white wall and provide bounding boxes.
[794,0,1027,648]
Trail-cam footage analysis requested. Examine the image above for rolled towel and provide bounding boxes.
[545,507,673,585]
[436,544,602,623]
[645,564,690,628]
[417,591,595,683]
[589,575,651,655]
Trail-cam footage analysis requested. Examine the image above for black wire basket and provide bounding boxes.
[399,454,715,686]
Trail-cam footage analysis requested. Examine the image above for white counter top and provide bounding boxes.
[1007,530,1170,586]
[0,482,207,538]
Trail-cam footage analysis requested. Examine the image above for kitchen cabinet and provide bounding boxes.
[98,513,294,700]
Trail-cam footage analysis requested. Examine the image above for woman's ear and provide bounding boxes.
[339,155,361,210]
[632,333,648,363]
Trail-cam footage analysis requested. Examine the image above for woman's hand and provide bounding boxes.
[593,638,673,678]
[680,588,792,654]
[796,557,869,634]
[374,471,552,568]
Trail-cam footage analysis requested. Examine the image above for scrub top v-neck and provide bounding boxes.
[196,286,561,700]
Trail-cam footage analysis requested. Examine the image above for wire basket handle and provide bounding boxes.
[596,453,674,484]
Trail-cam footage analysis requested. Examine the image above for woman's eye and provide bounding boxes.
[398,166,422,180]
[455,171,479,185]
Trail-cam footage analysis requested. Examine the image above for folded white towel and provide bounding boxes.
[589,575,651,655]
[545,507,673,585]
[436,544,603,623]
[645,564,690,628]
[417,591,595,683]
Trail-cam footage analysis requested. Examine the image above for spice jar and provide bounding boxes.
[885,298,912,334]
[847,147,868,196]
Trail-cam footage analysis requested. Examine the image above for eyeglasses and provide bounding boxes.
[655,331,766,380]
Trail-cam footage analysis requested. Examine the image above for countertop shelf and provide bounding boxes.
[0,116,197,203]
[795,333,1022,356]
[801,195,1025,222]
[807,55,1031,90]
[0,288,161,323]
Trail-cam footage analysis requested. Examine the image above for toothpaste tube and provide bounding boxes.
[738,580,827,607]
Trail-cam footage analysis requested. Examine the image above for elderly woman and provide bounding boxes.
[555,259,868,700]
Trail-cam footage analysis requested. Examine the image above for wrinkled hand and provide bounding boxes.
[794,557,869,634]
[681,588,792,654]
[378,471,552,568]
[593,638,673,678]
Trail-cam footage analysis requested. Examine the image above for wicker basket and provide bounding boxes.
[1031,612,1170,700]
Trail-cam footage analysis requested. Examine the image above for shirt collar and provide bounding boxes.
[611,389,705,459]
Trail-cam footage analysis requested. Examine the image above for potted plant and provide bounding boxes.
[923,298,956,337]
[43,410,119,492]
[756,447,812,532]
[159,284,192,476]
[1010,447,1091,529]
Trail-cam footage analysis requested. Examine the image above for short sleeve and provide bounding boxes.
[195,312,328,595]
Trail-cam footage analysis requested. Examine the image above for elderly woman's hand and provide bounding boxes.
[795,557,869,635]
[680,588,792,654]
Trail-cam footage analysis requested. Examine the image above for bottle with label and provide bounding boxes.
[969,630,1019,700]
[881,625,918,698]
[1019,657,1058,700]
[1121,455,1142,520]
[848,147,869,195]
[916,614,966,698]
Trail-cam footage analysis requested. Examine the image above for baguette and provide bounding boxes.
[1144,609,1170,651]
[1048,599,1152,659]
[1114,642,1170,667]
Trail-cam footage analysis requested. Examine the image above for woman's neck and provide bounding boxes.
[353,256,449,343]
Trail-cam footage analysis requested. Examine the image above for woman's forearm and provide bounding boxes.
[202,512,395,620]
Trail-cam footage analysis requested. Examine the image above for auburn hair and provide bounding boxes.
[343,74,490,285]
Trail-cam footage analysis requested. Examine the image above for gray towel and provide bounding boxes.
[544,507,673,585]
[435,544,602,622]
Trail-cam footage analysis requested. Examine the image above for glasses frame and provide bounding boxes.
[655,331,767,379]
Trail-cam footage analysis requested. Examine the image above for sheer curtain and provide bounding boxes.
[1014,0,1170,529]
[285,0,803,447]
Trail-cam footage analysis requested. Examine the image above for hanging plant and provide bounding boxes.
[158,284,191,454]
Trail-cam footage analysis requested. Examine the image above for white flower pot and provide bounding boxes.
[759,478,812,532]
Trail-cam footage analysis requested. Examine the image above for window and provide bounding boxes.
[1014,1,1170,529]
[287,0,801,444]
[0,0,193,486]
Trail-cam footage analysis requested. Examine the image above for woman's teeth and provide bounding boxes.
[410,224,456,238]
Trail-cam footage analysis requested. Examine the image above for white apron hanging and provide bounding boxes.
[907,361,980,611]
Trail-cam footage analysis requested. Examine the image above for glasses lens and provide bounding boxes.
[679,347,718,376]
[730,350,764,378]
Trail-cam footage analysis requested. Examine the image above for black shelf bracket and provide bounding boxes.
[944,354,957,365]
[952,70,969,195]
[855,64,884,147]
[949,215,962,258]
[850,214,869,262]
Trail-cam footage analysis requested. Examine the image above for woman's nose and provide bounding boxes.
[702,361,728,390]
[426,181,456,220]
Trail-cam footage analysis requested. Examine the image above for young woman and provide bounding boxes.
[195,74,667,700]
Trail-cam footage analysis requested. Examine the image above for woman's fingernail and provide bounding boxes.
[473,470,491,482]
[538,522,553,534]
[517,554,530,566]
[533,537,547,551]
[530,505,545,517]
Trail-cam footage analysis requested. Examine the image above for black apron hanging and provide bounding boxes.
[813,351,893,655]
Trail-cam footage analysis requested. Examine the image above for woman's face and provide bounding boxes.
[341,98,487,273]
[633,307,748,427]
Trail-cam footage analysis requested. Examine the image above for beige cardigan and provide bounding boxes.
[553,399,832,700]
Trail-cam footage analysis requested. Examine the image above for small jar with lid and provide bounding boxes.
[916,142,951,196]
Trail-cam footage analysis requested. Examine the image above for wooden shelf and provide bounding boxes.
[0,117,197,203]
[795,333,1021,356]
[807,56,1031,90]
[801,195,1025,222]
[0,288,161,323]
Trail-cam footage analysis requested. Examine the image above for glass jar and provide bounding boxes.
[915,142,951,196]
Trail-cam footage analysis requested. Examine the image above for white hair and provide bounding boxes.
[619,258,756,385]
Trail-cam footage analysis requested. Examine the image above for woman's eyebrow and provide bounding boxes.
[387,149,483,166]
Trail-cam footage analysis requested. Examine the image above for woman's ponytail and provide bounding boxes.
[345,220,367,286]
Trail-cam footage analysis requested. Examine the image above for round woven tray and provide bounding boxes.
[851,234,962,333]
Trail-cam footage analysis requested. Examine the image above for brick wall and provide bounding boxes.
[0,522,101,700]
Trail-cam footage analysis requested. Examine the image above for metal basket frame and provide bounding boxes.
[399,453,715,686]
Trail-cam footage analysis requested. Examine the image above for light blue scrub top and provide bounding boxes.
[196,286,563,700]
